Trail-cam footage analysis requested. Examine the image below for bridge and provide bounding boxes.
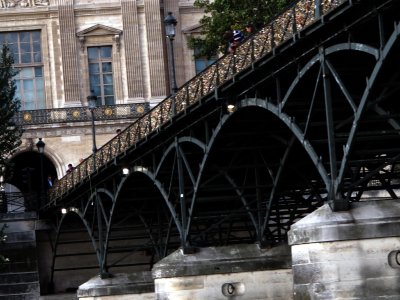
[32,0,400,297]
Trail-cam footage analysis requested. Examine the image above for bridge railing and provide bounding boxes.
[47,0,346,206]
[13,103,150,125]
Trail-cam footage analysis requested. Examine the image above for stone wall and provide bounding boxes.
[289,200,400,299]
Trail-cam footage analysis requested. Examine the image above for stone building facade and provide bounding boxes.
[0,0,205,205]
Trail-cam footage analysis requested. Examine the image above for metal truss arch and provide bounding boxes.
[87,188,114,277]
[239,98,330,189]
[154,136,206,178]
[82,188,114,217]
[191,102,328,245]
[337,22,400,189]
[281,42,379,110]
[50,209,101,286]
[112,167,182,235]
[184,113,258,240]
[182,107,316,246]
[258,32,400,209]
[226,100,328,242]
[104,166,187,263]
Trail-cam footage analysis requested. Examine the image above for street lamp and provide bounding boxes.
[36,137,45,210]
[87,90,98,154]
[87,90,98,172]
[0,165,5,213]
[36,137,45,153]
[164,11,178,114]
[0,165,5,190]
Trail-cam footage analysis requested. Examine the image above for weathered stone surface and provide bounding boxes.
[152,243,292,278]
[153,244,293,300]
[289,200,400,300]
[289,200,400,245]
[0,212,36,221]
[77,271,154,298]
[155,269,293,300]
[0,213,40,299]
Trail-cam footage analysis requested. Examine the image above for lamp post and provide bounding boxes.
[87,90,98,170]
[87,90,98,154]
[36,138,45,210]
[0,165,5,213]
[164,11,178,115]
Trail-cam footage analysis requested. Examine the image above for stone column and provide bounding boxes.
[112,35,124,104]
[289,200,400,299]
[144,0,168,98]
[121,0,144,100]
[57,0,82,106]
[152,244,293,299]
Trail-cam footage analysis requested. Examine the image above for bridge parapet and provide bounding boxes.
[46,0,346,207]
[13,103,150,125]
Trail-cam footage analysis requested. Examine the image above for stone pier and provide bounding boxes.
[75,199,400,299]
[152,243,293,300]
[76,244,293,299]
[288,199,400,299]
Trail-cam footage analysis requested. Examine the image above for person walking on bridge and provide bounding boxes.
[223,29,245,54]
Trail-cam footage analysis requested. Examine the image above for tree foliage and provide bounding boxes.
[0,44,23,175]
[189,0,291,58]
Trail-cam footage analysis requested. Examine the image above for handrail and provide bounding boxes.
[47,0,346,206]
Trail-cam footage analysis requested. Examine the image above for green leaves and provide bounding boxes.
[0,44,23,174]
[189,0,291,58]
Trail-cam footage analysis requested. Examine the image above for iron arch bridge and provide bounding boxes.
[43,0,400,280]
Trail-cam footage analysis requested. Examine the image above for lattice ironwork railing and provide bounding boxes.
[0,191,34,213]
[13,103,150,125]
[46,0,346,206]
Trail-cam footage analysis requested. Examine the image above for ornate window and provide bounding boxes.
[77,24,121,105]
[0,30,45,110]
[88,46,114,106]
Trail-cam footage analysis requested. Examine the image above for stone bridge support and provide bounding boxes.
[152,244,292,299]
[288,199,400,299]
[77,200,400,299]
[77,271,154,299]
[77,244,293,299]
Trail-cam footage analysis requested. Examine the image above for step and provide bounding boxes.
[0,260,38,274]
[0,220,36,233]
[0,281,39,295]
[0,241,36,252]
[2,231,36,243]
[0,272,38,284]
[0,244,37,260]
[0,294,39,300]
[0,212,37,222]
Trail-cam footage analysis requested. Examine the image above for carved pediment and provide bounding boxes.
[77,24,122,37]
[77,24,122,51]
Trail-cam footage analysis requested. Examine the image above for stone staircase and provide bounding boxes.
[0,212,40,299]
